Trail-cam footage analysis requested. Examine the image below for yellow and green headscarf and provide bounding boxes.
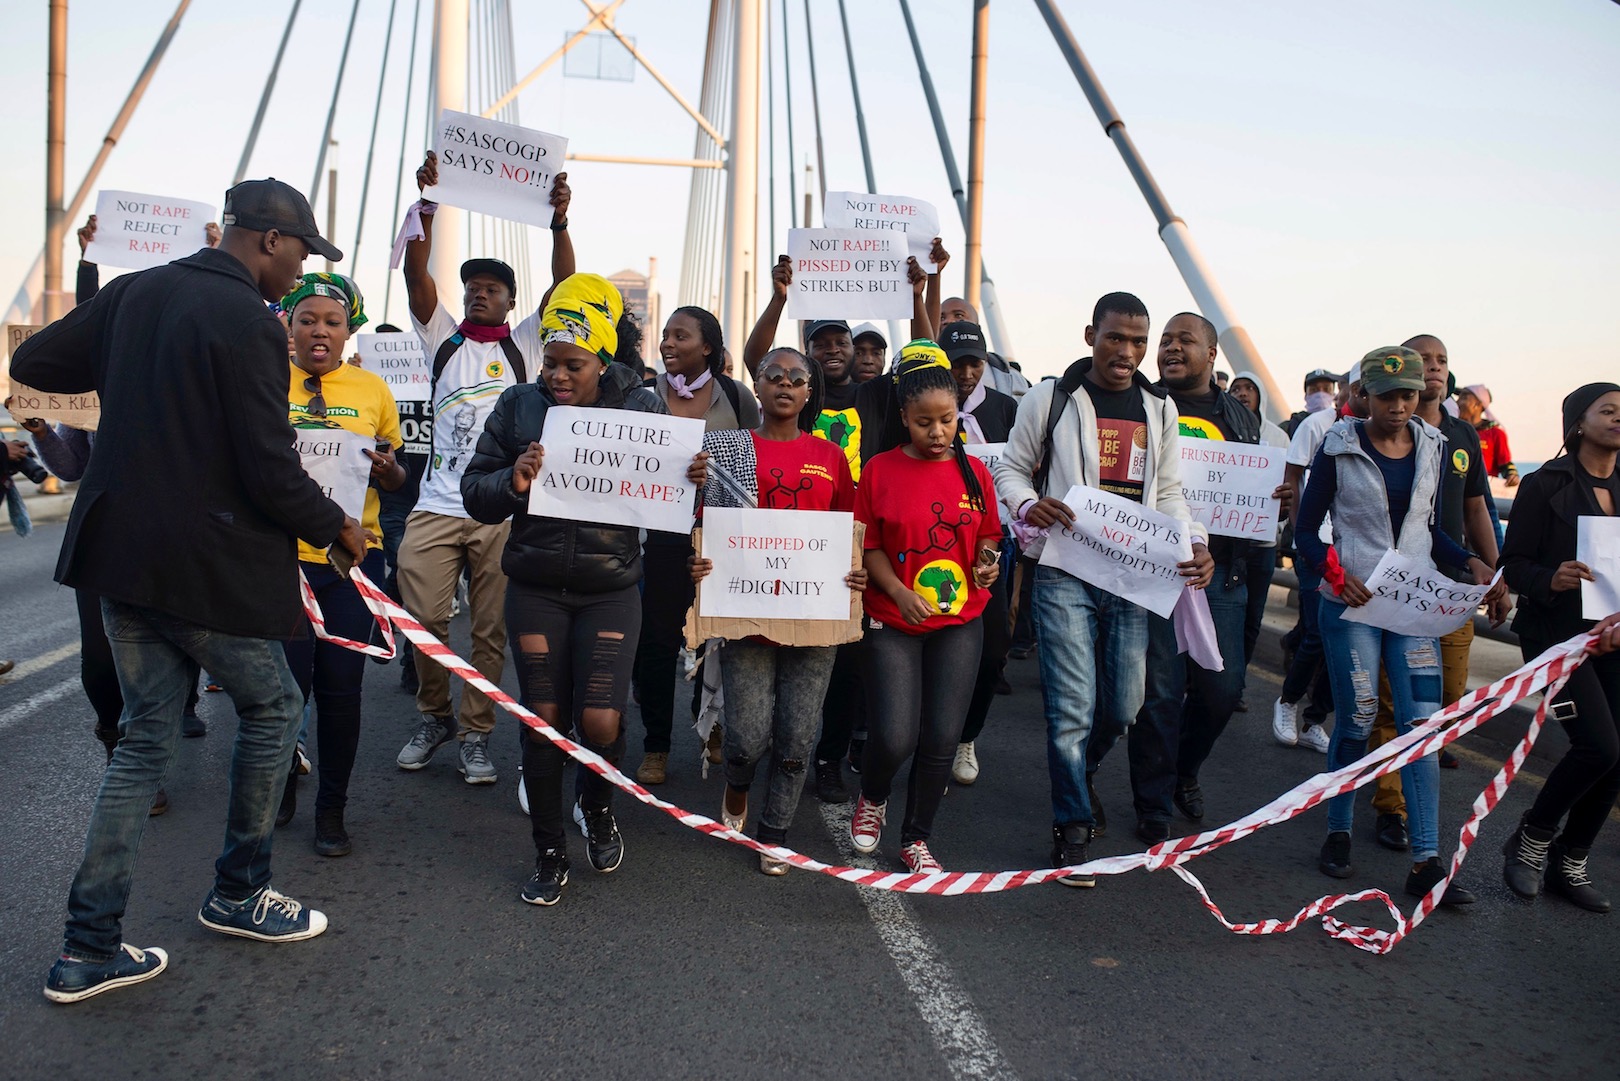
[895,339,949,377]
[280,272,368,331]
[541,272,623,364]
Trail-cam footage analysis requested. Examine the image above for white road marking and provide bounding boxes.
[819,803,1019,1081]
[0,640,81,684]
[0,677,83,733]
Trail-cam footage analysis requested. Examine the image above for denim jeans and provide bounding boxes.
[1033,566,1148,828]
[1241,544,1278,668]
[721,640,838,844]
[1318,599,1443,860]
[63,600,305,961]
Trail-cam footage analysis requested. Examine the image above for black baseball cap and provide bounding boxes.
[1302,368,1339,388]
[222,178,342,261]
[939,320,988,362]
[804,319,851,346]
[461,258,518,297]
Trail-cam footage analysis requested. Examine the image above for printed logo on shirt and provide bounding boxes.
[485,359,505,380]
[1178,416,1225,440]
[290,403,360,422]
[1451,448,1469,475]
[1096,418,1148,497]
[813,407,863,482]
[912,558,968,615]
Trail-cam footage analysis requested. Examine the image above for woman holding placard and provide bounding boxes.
[848,344,1002,873]
[1294,347,1490,903]
[1499,382,1620,912]
[278,273,405,856]
[461,273,708,906]
[690,346,861,874]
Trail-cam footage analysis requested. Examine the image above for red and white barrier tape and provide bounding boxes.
[302,567,1594,953]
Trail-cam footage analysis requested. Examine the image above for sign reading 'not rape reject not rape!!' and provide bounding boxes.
[527,407,705,533]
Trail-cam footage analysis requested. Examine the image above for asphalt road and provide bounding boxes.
[1,521,1616,1080]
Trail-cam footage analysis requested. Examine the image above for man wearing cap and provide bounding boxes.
[940,296,1030,397]
[849,322,888,383]
[393,152,573,785]
[14,178,366,1003]
[1287,369,1340,436]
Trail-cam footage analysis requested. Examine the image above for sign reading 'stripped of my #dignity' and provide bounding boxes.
[1340,548,1499,638]
[1037,484,1193,619]
[424,109,569,228]
[1178,438,1286,540]
[528,406,705,533]
[784,228,912,322]
[700,508,854,621]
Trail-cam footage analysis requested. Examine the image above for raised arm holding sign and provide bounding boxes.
[423,110,569,229]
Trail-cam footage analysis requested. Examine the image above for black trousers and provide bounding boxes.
[961,572,1011,744]
[632,538,700,754]
[1523,637,1620,850]
[815,639,865,763]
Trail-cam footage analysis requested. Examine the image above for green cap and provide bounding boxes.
[1359,346,1424,395]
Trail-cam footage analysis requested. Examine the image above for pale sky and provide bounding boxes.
[3,0,1617,460]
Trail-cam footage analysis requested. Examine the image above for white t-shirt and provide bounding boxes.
[1287,407,1337,545]
[410,303,542,518]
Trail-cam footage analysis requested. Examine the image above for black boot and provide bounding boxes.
[314,807,351,857]
[1502,816,1554,899]
[1546,842,1611,913]
[276,769,297,827]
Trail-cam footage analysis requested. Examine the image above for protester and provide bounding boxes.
[14,178,364,1003]
[1457,384,1520,486]
[1286,368,1339,435]
[1499,381,1620,912]
[993,293,1212,882]
[1294,347,1492,904]
[848,344,1002,872]
[371,321,429,695]
[850,323,888,383]
[1227,370,1291,710]
[394,154,572,785]
[691,346,862,873]
[939,295,1030,397]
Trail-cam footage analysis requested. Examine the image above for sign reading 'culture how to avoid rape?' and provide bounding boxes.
[1578,516,1620,620]
[355,332,431,402]
[1341,549,1500,638]
[84,190,215,271]
[1179,439,1287,540]
[424,109,568,228]
[699,508,854,621]
[823,192,941,272]
[528,407,705,533]
[295,428,375,523]
[1037,484,1193,619]
[784,229,912,322]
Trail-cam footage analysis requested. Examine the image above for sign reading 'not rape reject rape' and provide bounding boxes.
[528,407,705,533]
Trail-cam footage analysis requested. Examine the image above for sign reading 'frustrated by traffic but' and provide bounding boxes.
[527,407,705,533]
[424,109,569,228]
[1179,439,1286,540]
[784,228,912,322]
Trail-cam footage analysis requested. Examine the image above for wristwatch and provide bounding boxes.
[550,220,569,232]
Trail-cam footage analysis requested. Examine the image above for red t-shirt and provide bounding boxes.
[854,447,1003,634]
[753,432,856,511]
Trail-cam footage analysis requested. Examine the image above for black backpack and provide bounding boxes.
[432,333,528,399]
[1032,364,1088,498]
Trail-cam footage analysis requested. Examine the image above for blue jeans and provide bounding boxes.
[62,601,305,961]
[1033,566,1148,827]
[1319,599,1443,859]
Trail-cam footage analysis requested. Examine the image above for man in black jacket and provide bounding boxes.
[15,178,367,1005]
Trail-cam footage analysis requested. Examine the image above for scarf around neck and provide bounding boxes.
[458,320,511,343]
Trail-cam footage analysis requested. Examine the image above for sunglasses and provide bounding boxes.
[759,365,810,387]
[303,375,327,420]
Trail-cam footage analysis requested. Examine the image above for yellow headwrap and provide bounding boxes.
[541,273,623,364]
[895,339,949,376]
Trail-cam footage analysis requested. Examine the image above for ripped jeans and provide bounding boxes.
[720,640,838,845]
[1319,599,1443,859]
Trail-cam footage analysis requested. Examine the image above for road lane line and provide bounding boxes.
[0,640,81,684]
[818,803,1018,1081]
[0,677,83,733]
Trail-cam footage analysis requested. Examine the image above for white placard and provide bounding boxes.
[965,441,1014,518]
[784,229,912,322]
[1037,484,1194,619]
[1179,439,1286,540]
[1579,516,1620,620]
[84,190,215,270]
[295,427,375,522]
[527,406,705,533]
[6,384,101,431]
[424,109,568,228]
[823,191,941,272]
[356,332,431,402]
[700,508,853,621]
[1341,549,1499,637]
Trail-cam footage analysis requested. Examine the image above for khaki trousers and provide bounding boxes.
[1370,619,1474,817]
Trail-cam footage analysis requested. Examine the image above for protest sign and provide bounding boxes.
[6,324,40,358]
[1037,484,1193,619]
[687,522,866,648]
[295,428,375,522]
[964,442,1015,517]
[424,109,568,228]
[84,190,215,270]
[1578,516,1620,620]
[784,229,911,322]
[356,332,431,402]
[527,406,705,533]
[823,191,941,272]
[1179,439,1286,540]
[699,508,854,621]
[1341,549,1499,637]
[5,383,101,431]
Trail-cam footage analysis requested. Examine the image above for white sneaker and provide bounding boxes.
[1271,699,1301,747]
[951,742,980,785]
[1299,723,1332,754]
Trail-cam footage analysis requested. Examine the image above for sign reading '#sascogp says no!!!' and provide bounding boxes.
[425,109,569,228]
[85,190,216,270]
[527,406,705,533]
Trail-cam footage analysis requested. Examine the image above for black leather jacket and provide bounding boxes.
[461,363,668,592]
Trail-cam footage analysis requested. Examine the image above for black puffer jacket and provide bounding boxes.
[462,363,668,592]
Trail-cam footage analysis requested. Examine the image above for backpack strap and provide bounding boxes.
[1033,364,1087,498]
[431,332,529,401]
[717,373,743,423]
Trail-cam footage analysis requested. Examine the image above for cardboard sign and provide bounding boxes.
[6,324,40,358]
[527,407,705,533]
[784,229,912,322]
[84,190,215,270]
[1340,549,1499,637]
[5,384,101,431]
[1037,484,1193,619]
[823,191,941,272]
[1179,439,1286,540]
[356,332,431,402]
[1578,516,1620,620]
[686,523,867,647]
[294,427,375,522]
[424,109,569,228]
[699,508,854,621]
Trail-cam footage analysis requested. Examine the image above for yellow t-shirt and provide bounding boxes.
[287,361,404,564]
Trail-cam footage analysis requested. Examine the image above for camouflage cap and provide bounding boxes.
[1359,346,1424,396]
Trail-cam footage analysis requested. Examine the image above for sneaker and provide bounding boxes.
[1318,831,1353,879]
[1051,824,1096,888]
[951,742,980,786]
[198,885,328,942]
[1271,698,1301,747]
[182,708,206,738]
[517,766,529,815]
[1233,697,1249,714]
[847,737,865,775]
[43,943,168,1004]
[579,801,624,873]
[901,840,943,874]
[636,751,669,785]
[149,788,168,817]
[295,741,311,775]
[1298,723,1331,754]
[314,808,351,858]
[521,849,570,906]
[849,795,886,854]
[204,678,224,693]
[814,759,850,803]
[397,713,456,770]
[458,734,497,785]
